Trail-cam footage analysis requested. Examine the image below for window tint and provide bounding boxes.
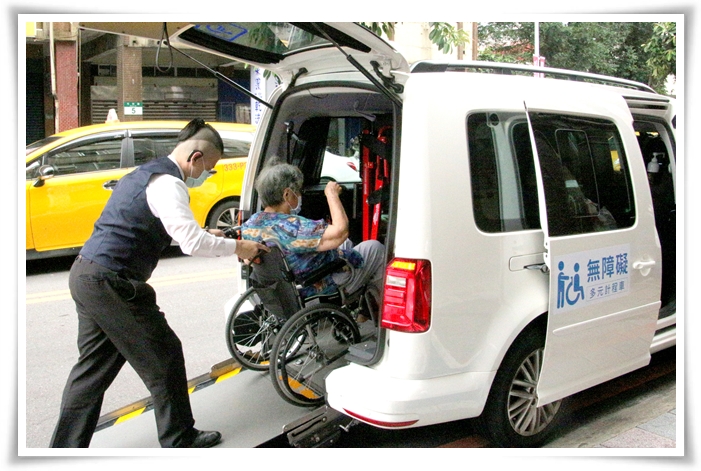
[222,136,253,158]
[132,132,252,167]
[467,112,634,235]
[467,112,540,232]
[26,136,60,155]
[133,136,179,166]
[530,113,635,236]
[44,138,122,175]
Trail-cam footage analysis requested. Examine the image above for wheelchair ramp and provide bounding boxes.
[89,360,314,448]
[270,308,377,405]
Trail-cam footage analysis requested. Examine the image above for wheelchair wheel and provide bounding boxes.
[270,303,360,407]
[225,287,282,371]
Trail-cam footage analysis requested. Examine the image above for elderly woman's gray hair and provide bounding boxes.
[255,160,304,207]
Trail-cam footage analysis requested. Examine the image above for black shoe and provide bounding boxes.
[183,430,222,448]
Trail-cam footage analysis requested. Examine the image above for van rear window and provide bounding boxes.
[178,23,370,64]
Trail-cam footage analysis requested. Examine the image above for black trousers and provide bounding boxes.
[50,256,196,447]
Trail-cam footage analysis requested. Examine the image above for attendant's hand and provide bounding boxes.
[235,239,270,260]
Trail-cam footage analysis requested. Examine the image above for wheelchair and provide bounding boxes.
[224,230,379,407]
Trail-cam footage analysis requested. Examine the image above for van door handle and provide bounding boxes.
[103,180,118,190]
[633,260,656,276]
[525,263,549,274]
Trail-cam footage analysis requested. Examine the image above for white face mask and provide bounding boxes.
[289,192,302,215]
[185,157,214,188]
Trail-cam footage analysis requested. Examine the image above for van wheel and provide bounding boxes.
[477,328,565,447]
[207,199,239,232]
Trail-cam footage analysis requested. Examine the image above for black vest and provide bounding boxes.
[80,157,183,281]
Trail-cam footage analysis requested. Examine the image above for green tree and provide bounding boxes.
[643,22,676,92]
[361,22,396,40]
[477,22,675,94]
[476,22,535,63]
[428,22,470,54]
[361,22,469,54]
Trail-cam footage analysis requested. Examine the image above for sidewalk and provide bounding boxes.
[595,409,676,448]
[544,355,678,450]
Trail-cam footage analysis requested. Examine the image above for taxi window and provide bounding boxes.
[133,136,179,166]
[131,132,252,167]
[26,136,60,155]
[45,138,122,175]
[222,135,253,158]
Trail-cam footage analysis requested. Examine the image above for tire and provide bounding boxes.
[270,303,360,407]
[225,287,282,371]
[477,327,565,447]
[207,199,240,232]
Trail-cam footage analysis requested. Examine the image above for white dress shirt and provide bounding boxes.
[145,155,238,257]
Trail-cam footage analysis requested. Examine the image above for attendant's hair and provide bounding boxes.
[255,159,304,207]
[178,118,224,153]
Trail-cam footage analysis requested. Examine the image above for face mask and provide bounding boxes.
[289,193,302,215]
[185,158,214,188]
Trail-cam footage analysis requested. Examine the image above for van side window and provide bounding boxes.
[467,113,540,232]
[530,113,635,236]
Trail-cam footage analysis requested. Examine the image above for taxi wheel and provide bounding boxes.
[477,326,565,447]
[207,199,239,232]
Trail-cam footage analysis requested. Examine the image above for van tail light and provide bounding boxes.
[381,258,432,333]
[347,161,358,172]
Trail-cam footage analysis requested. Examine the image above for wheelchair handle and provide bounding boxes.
[222,225,242,239]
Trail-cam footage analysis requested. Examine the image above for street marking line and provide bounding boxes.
[25,269,236,304]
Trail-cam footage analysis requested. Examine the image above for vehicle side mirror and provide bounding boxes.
[33,165,55,188]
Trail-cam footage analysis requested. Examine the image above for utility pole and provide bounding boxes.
[472,22,478,60]
[533,21,545,77]
[457,22,464,60]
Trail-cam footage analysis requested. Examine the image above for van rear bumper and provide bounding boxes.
[325,363,494,429]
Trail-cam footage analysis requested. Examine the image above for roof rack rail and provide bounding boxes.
[411,60,656,93]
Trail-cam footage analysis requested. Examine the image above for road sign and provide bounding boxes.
[124,101,143,116]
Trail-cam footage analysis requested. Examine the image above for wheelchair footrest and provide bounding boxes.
[283,405,355,448]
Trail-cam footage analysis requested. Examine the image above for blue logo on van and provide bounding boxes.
[555,245,630,312]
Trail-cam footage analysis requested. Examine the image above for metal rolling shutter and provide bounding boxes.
[90,85,217,124]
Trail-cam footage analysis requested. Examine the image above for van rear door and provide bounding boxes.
[80,22,409,88]
[525,88,662,406]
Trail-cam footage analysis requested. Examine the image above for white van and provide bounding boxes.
[104,22,676,447]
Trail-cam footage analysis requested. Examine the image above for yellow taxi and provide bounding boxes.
[25,120,254,260]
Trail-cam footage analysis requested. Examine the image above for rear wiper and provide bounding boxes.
[310,23,402,109]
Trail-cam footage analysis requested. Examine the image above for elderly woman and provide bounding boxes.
[241,160,385,304]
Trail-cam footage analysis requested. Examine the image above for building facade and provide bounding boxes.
[24,22,475,144]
